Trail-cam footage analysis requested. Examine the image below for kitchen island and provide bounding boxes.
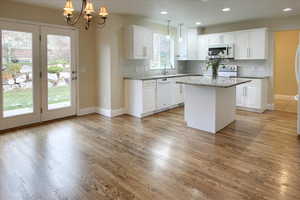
[177,76,251,134]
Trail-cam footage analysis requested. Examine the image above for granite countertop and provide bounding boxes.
[176,76,251,88]
[230,76,270,79]
[123,73,202,80]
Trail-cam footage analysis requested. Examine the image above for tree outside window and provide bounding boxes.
[151,33,175,70]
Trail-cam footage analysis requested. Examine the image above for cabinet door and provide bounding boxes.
[172,78,184,105]
[248,29,267,59]
[176,27,188,60]
[223,33,235,44]
[198,35,208,60]
[235,31,249,60]
[143,82,156,113]
[207,34,221,45]
[187,29,198,60]
[133,26,145,58]
[236,85,245,107]
[245,86,260,109]
[132,26,153,59]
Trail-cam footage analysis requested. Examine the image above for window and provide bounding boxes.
[150,33,174,70]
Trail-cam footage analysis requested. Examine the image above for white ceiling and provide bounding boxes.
[10,0,300,27]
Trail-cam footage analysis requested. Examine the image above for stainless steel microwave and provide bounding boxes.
[208,44,234,59]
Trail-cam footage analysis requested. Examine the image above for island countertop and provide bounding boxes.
[176,76,251,88]
[124,73,202,80]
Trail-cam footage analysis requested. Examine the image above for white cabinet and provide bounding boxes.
[236,78,268,112]
[206,32,235,45]
[187,29,199,60]
[125,77,186,118]
[235,28,268,60]
[125,79,156,118]
[157,79,173,109]
[143,81,157,113]
[171,78,184,105]
[198,35,208,60]
[176,27,188,60]
[235,31,249,59]
[177,27,268,61]
[176,28,198,60]
[124,25,153,60]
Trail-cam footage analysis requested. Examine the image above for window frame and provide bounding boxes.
[150,32,175,70]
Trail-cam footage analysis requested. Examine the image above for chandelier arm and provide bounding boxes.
[67,0,86,26]
[97,18,107,26]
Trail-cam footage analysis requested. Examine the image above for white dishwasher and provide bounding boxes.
[157,78,172,110]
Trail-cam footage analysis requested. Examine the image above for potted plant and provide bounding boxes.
[206,55,231,79]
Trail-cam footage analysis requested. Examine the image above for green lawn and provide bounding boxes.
[3,86,70,111]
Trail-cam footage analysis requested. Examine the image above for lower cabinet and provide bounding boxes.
[236,78,268,113]
[171,78,184,105]
[125,77,185,118]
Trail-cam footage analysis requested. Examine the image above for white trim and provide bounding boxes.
[96,107,125,118]
[274,94,295,100]
[267,104,274,110]
[78,107,96,116]
[0,17,78,31]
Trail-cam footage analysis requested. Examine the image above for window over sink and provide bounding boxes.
[150,33,175,70]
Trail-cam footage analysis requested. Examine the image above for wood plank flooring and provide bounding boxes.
[0,107,299,200]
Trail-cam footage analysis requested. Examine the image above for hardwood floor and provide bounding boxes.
[0,107,300,200]
[274,98,297,113]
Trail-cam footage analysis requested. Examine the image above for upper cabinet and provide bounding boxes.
[198,35,208,60]
[235,28,268,60]
[176,26,188,60]
[176,27,268,61]
[176,28,199,60]
[187,29,199,60]
[124,25,153,60]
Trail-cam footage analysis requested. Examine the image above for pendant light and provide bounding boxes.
[178,23,183,42]
[166,20,171,40]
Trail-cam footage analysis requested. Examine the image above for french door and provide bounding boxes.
[40,27,77,122]
[0,21,77,130]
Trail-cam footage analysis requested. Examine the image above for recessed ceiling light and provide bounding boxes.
[160,11,168,15]
[195,22,202,25]
[283,8,293,12]
[222,7,231,12]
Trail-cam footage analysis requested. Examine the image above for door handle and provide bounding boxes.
[71,71,77,80]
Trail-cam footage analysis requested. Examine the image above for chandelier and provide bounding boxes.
[63,0,109,30]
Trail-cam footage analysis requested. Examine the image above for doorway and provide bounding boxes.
[0,20,78,130]
[273,30,300,113]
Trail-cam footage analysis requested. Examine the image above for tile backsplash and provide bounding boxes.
[122,59,186,77]
[122,59,271,78]
[180,60,271,77]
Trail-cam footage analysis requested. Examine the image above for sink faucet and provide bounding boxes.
[162,64,169,75]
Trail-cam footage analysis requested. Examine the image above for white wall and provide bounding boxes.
[95,14,180,111]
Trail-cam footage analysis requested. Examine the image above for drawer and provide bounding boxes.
[143,80,156,87]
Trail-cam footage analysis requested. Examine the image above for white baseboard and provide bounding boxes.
[77,107,96,116]
[266,104,274,110]
[275,94,295,100]
[96,107,125,118]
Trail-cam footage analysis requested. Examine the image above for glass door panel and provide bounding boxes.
[47,34,71,110]
[0,21,40,131]
[1,30,33,117]
[40,27,77,122]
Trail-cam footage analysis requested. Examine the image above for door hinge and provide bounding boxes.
[39,35,42,41]
[40,72,42,78]
[40,107,43,113]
